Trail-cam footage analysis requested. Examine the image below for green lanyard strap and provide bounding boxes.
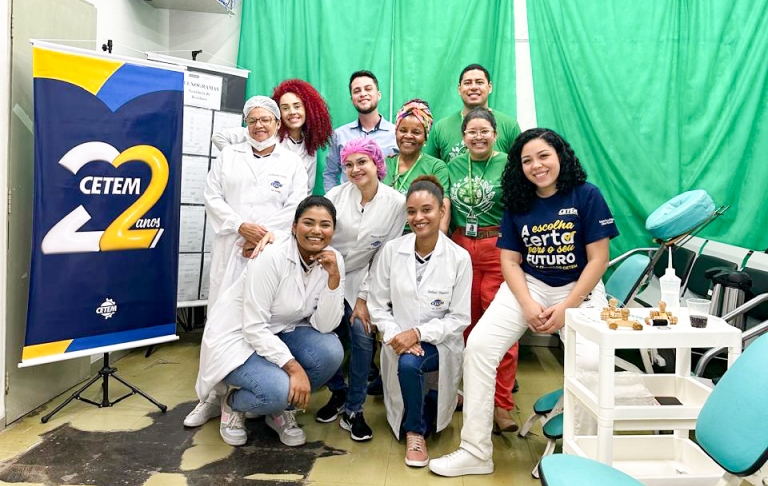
[392,154,422,193]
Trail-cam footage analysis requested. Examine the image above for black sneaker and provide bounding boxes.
[339,411,373,441]
[316,389,347,423]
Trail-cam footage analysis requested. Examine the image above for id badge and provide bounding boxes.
[465,216,478,237]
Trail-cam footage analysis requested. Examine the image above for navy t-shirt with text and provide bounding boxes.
[497,182,619,287]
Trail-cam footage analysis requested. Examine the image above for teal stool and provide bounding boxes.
[519,389,564,479]
[540,454,642,485]
[530,413,563,479]
[519,389,563,437]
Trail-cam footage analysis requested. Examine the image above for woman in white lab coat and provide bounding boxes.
[368,175,472,467]
[196,195,345,448]
[315,137,406,442]
[204,95,308,308]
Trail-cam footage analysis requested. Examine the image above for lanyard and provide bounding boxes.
[392,154,422,193]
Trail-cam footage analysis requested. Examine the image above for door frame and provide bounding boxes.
[0,0,12,429]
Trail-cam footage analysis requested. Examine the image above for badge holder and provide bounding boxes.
[465,213,478,238]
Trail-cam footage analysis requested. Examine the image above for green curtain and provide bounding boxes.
[237,0,517,193]
[527,0,768,256]
[391,0,516,121]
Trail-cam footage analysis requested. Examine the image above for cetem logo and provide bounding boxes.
[431,299,444,307]
[271,180,283,189]
[96,298,118,319]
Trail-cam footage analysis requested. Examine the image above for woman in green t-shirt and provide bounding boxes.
[383,99,451,233]
[446,107,519,433]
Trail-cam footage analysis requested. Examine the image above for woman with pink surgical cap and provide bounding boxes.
[315,137,406,442]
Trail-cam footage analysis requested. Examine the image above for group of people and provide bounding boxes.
[185,63,620,476]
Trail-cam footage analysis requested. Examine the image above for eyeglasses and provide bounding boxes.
[246,116,276,126]
[343,159,370,170]
[464,128,494,138]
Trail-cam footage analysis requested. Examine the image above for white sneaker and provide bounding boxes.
[429,448,494,477]
[219,390,247,446]
[184,400,221,427]
[265,410,306,447]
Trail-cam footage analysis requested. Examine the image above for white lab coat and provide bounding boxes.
[195,236,346,402]
[203,142,308,307]
[325,181,406,305]
[211,126,316,193]
[368,232,472,438]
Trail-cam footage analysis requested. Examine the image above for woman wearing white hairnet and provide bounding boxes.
[184,95,307,429]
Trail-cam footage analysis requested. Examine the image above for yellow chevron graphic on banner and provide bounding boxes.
[33,47,122,95]
[22,339,73,361]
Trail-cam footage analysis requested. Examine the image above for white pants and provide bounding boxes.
[460,275,607,460]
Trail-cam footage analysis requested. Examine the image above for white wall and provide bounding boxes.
[86,0,170,58]
[168,1,241,67]
[86,0,241,66]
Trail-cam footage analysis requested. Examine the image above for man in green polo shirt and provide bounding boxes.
[424,64,520,163]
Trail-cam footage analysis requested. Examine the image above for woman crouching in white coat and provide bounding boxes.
[196,196,345,448]
[368,175,472,467]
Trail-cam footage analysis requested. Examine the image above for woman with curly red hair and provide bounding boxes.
[211,79,333,193]
[272,79,334,192]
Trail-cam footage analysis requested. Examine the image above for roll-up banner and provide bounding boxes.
[20,41,185,368]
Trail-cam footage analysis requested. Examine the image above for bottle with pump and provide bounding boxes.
[659,247,681,310]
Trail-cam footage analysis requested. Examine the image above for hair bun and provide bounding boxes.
[407,175,444,200]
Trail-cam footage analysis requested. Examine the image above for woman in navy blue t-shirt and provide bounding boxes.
[430,128,619,477]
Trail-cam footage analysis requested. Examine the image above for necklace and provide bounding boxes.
[299,254,316,274]
[414,250,433,283]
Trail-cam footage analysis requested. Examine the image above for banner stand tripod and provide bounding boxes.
[41,352,167,423]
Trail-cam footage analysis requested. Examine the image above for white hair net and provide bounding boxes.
[242,95,280,120]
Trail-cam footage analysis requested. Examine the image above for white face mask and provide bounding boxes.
[247,131,278,152]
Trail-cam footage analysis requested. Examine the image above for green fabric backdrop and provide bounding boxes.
[237,1,768,254]
[237,0,517,194]
[527,0,768,256]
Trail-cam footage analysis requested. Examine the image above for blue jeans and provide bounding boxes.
[224,326,343,414]
[325,301,375,413]
[399,342,439,435]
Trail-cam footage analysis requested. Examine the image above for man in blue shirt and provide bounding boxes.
[323,70,398,191]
